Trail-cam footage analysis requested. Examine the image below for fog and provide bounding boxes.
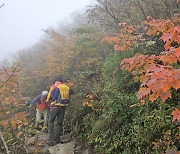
[0,0,92,61]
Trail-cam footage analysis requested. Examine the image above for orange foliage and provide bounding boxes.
[171,108,180,122]
[0,111,27,128]
[122,18,180,122]
[106,17,180,122]
[121,18,180,103]
[104,23,141,51]
[121,57,180,102]
[0,65,27,129]
[143,18,174,36]
[0,65,23,104]
[82,94,95,109]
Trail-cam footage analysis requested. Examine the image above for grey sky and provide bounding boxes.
[0,0,92,60]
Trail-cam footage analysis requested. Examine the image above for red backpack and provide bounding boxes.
[36,97,46,111]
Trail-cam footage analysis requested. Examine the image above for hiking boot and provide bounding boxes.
[47,140,56,146]
[55,140,61,144]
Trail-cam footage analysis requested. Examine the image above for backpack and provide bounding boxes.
[36,97,47,110]
[56,84,70,105]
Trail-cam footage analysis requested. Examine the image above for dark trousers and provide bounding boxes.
[48,106,66,142]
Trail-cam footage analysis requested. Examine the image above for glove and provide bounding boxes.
[28,105,32,109]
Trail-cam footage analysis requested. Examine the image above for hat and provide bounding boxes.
[54,76,62,82]
[42,91,48,96]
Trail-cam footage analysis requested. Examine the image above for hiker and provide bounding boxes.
[28,91,49,129]
[47,76,74,146]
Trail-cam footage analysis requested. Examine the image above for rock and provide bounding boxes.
[165,149,179,154]
[74,142,93,154]
[48,141,75,154]
[25,136,37,146]
[82,149,89,154]
[25,132,93,154]
[38,133,49,141]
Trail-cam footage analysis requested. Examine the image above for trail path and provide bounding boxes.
[49,141,75,154]
[25,133,92,154]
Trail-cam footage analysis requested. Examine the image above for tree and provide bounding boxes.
[105,14,180,122]
[87,0,179,32]
[0,3,4,9]
[0,65,28,153]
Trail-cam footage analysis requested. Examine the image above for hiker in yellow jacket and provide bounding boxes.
[47,76,74,146]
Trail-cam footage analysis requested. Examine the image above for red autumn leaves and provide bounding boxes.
[171,108,180,122]
[121,55,180,103]
[105,17,180,122]
[104,23,141,51]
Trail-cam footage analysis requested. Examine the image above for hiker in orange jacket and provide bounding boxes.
[28,91,49,129]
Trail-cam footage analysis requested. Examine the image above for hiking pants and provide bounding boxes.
[48,107,66,142]
[36,109,48,126]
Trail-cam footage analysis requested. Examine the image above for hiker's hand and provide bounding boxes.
[28,105,32,109]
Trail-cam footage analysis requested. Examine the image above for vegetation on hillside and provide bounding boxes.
[0,0,179,153]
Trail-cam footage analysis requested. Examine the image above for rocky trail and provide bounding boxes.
[25,132,92,154]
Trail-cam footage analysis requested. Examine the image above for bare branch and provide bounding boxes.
[3,66,11,78]
[0,3,4,9]
[160,0,175,23]
[0,115,10,154]
[0,65,18,89]
[0,131,10,154]
[135,0,148,21]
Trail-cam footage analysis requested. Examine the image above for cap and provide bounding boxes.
[54,76,62,82]
[42,91,48,96]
